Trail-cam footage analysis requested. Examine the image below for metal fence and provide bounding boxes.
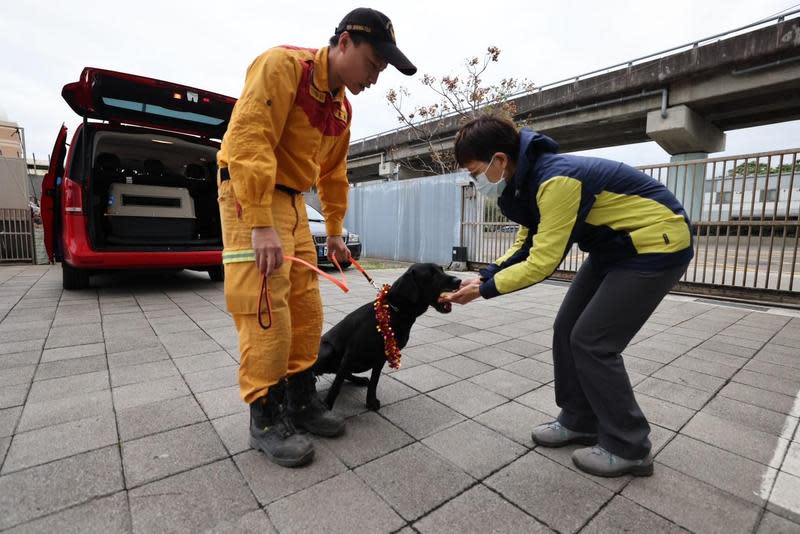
[463,148,800,303]
[0,209,35,263]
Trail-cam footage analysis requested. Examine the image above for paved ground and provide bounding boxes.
[1,264,799,534]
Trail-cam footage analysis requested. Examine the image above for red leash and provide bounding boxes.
[258,254,375,329]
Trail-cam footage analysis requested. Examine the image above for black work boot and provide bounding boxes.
[287,369,346,437]
[249,380,314,467]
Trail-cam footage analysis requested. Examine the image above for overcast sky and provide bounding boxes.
[2,0,799,167]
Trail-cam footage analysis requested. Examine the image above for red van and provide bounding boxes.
[43,68,236,289]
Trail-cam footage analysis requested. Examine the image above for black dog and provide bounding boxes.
[313,263,462,411]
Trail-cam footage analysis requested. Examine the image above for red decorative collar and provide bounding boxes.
[374,284,401,369]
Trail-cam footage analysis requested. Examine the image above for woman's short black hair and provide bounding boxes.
[454,115,520,168]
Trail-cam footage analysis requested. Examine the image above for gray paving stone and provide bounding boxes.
[653,364,727,392]
[117,394,207,441]
[745,358,800,382]
[0,436,9,462]
[104,333,161,356]
[704,396,797,438]
[657,434,775,506]
[27,370,109,403]
[785,441,800,478]
[210,411,250,455]
[756,511,800,534]
[129,459,259,534]
[494,338,551,358]
[106,345,170,368]
[159,331,222,358]
[172,350,236,374]
[0,406,21,438]
[196,385,246,419]
[0,365,35,387]
[581,495,689,534]
[0,351,39,370]
[422,420,526,478]
[464,346,524,367]
[515,385,560,418]
[469,368,540,398]
[122,421,227,487]
[381,394,465,440]
[0,446,124,530]
[320,410,413,467]
[623,463,761,534]
[474,401,551,446]
[733,369,800,397]
[0,339,43,356]
[434,323,479,336]
[623,343,680,364]
[683,411,790,468]
[431,355,492,378]
[183,365,238,393]
[432,336,484,354]
[355,442,473,521]
[502,357,554,384]
[40,342,105,363]
[45,323,104,349]
[671,354,741,379]
[635,377,714,410]
[113,374,190,411]
[699,339,760,358]
[363,374,418,406]
[485,451,613,534]
[109,359,179,388]
[17,389,113,433]
[34,354,107,381]
[414,484,551,533]
[768,472,800,524]
[235,443,347,504]
[3,413,118,473]
[429,380,507,418]
[267,471,404,534]
[391,364,460,392]
[4,492,130,534]
[395,343,457,365]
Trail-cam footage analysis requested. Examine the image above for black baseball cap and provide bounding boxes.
[335,7,417,76]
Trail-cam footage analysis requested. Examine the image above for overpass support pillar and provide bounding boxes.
[646,105,726,222]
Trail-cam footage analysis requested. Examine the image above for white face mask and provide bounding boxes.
[474,156,507,198]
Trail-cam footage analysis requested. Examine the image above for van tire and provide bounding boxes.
[208,266,224,282]
[62,263,90,290]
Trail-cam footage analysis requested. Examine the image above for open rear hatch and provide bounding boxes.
[62,67,235,139]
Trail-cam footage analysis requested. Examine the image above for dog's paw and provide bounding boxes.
[366,398,381,411]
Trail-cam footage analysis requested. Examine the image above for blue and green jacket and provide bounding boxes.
[480,129,694,299]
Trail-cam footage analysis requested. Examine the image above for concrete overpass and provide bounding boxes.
[347,11,800,182]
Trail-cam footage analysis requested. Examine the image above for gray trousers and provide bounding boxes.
[553,257,688,459]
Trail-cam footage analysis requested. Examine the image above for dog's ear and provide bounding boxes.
[390,269,420,303]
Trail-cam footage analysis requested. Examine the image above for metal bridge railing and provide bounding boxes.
[0,209,35,264]
[462,148,800,302]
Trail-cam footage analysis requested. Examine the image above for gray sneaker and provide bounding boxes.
[531,421,598,448]
[572,445,653,477]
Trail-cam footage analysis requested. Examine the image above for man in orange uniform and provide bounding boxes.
[217,8,416,467]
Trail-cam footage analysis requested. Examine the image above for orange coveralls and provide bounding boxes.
[217,45,351,403]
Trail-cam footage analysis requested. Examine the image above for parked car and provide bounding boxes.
[305,204,361,268]
[42,68,235,289]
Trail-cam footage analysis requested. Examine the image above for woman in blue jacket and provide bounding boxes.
[443,115,693,477]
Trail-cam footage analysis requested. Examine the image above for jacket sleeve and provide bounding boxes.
[224,49,300,228]
[317,125,351,237]
[480,226,532,280]
[480,176,582,298]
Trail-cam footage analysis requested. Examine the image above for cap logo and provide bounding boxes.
[346,24,372,33]
[386,21,396,42]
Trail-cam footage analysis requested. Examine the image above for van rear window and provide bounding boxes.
[102,98,225,126]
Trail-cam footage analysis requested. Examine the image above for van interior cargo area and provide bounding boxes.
[88,130,221,250]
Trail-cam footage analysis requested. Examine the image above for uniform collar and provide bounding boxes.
[313,47,346,102]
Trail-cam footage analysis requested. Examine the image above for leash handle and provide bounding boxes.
[257,254,379,330]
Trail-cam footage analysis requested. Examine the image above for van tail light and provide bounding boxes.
[64,178,84,214]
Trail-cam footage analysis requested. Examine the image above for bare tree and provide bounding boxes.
[386,46,534,175]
